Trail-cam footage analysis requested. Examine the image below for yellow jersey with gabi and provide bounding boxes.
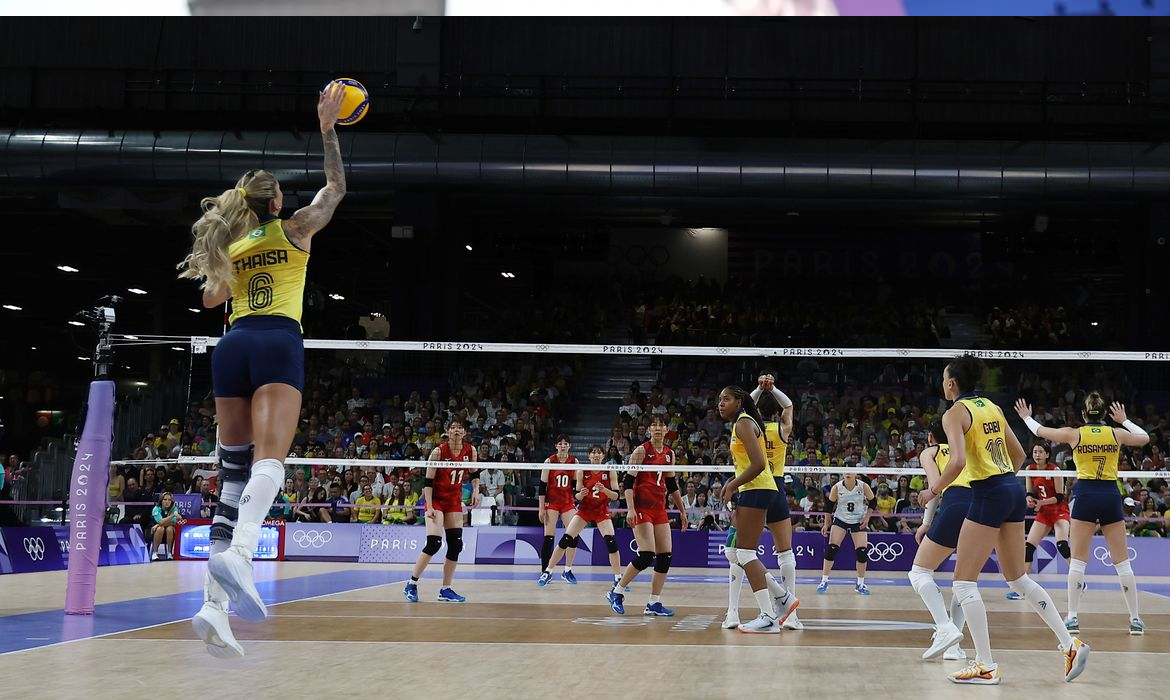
[763,420,788,477]
[1073,423,1120,481]
[956,396,1014,482]
[227,218,308,326]
[730,411,777,492]
[934,443,972,492]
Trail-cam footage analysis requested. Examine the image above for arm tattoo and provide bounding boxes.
[321,128,346,194]
[288,129,347,239]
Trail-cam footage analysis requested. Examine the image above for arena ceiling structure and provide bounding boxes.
[1,16,1168,391]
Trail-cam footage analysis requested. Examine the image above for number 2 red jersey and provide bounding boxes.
[578,468,615,521]
[545,454,578,512]
[633,441,674,512]
[432,441,474,512]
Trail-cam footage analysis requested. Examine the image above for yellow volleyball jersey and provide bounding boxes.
[1073,424,1120,481]
[763,421,788,477]
[227,218,309,326]
[730,412,778,492]
[934,443,973,492]
[956,396,1014,482]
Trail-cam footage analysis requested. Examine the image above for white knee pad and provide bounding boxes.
[908,565,935,594]
[250,458,286,489]
[736,548,759,567]
[724,546,740,566]
[952,580,982,606]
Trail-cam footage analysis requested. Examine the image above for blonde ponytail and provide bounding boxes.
[1084,391,1106,420]
[177,170,279,292]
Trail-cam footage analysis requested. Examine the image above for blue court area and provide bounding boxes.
[4,566,1168,655]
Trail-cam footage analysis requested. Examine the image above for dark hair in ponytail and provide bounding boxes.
[756,391,781,419]
[724,386,765,430]
[1084,391,1106,420]
[927,418,947,445]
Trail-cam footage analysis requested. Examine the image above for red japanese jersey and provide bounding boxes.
[546,454,578,507]
[1026,462,1062,501]
[432,441,474,506]
[633,441,674,511]
[580,469,614,509]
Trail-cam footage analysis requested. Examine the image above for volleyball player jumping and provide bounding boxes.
[180,82,347,657]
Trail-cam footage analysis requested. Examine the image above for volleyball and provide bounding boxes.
[328,77,369,125]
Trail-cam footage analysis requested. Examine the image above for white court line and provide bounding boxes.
[0,579,395,657]
[95,638,1170,655]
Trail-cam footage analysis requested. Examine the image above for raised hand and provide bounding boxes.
[1014,398,1033,419]
[1108,401,1129,424]
[318,81,347,133]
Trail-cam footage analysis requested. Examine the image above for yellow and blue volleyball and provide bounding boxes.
[329,78,369,126]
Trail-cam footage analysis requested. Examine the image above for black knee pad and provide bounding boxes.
[569,535,579,549]
[604,534,618,554]
[653,551,672,574]
[558,533,575,550]
[855,547,867,564]
[1025,541,1037,563]
[209,522,234,543]
[217,445,254,472]
[632,550,656,571]
[1056,540,1071,560]
[824,543,840,561]
[422,535,443,556]
[444,528,463,561]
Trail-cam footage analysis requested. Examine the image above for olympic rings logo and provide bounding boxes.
[537,344,549,352]
[716,347,729,355]
[23,537,46,561]
[867,542,904,562]
[896,349,909,356]
[292,530,333,548]
[1093,545,1137,566]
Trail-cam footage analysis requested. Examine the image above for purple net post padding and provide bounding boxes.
[172,494,202,520]
[65,380,115,615]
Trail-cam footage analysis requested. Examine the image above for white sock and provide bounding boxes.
[564,566,572,573]
[765,572,791,606]
[1009,574,1073,648]
[778,549,798,598]
[611,583,622,595]
[648,594,661,605]
[204,539,230,606]
[1114,560,1140,620]
[856,576,864,587]
[231,458,285,555]
[1067,558,1087,618]
[753,587,775,617]
[820,574,829,584]
[950,587,966,633]
[953,580,994,667]
[727,563,744,614]
[908,566,950,627]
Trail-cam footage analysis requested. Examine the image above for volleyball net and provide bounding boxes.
[105,334,1170,486]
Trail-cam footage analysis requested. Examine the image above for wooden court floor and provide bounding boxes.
[1,563,1168,699]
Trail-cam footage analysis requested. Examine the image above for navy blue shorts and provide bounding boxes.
[767,478,791,524]
[737,487,778,511]
[1071,479,1125,526]
[926,485,973,549]
[211,316,304,398]
[832,518,864,533]
[967,472,1027,527]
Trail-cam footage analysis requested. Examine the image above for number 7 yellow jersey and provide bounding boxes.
[956,396,1014,482]
[1073,424,1120,480]
[227,218,309,326]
